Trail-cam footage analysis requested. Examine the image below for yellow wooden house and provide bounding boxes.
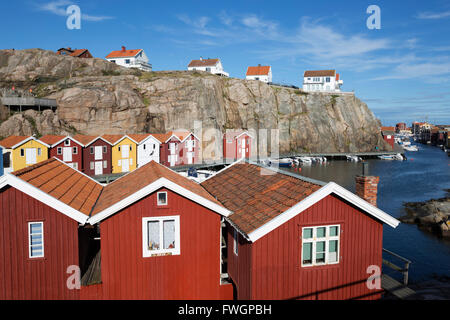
[0,136,49,173]
[101,135,138,173]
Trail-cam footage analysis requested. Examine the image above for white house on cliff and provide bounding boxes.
[246,65,272,83]
[187,58,229,77]
[105,46,152,72]
[303,70,343,92]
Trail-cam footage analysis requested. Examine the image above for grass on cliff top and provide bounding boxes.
[139,70,217,82]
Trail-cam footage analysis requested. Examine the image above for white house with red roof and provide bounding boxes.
[303,70,343,92]
[246,65,272,83]
[187,57,229,77]
[105,46,152,72]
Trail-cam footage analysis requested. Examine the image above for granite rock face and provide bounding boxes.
[0,49,390,158]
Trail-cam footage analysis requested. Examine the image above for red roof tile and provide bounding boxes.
[201,162,322,235]
[39,135,67,146]
[246,66,271,76]
[0,135,32,148]
[106,49,142,59]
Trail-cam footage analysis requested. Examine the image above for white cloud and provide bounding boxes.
[372,61,450,80]
[417,10,450,19]
[38,1,113,21]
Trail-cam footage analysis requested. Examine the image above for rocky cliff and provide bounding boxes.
[0,49,390,159]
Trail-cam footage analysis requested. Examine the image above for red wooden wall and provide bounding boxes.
[227,194,384,300]
[82,139,112,176]
[178,135,200,165]
[49,139,83,171]
[89,187,232,299]
[223,135,251,161]
[0,186,80,300]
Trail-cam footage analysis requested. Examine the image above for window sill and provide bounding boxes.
[300,263,340,271]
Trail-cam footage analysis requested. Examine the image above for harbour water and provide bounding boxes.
[281,144,450,283]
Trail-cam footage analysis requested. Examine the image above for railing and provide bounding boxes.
[130,60,152,70]
[382,248,412,285]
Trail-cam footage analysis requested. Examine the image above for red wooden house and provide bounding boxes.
[154,131,200,167]
[73,135,113,176]
[223,131,252,162]
[201,162,400,300]
[381,127,395,149]
[0,158,233,300]
[39,135,84,171]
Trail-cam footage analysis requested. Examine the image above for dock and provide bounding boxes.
[381,248,416,300]
[1,96,57,112]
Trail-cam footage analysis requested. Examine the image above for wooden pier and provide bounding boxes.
[381,248,416,299]
[1,96,57,112]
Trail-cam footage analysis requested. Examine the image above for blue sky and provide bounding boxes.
[1,0,450,126]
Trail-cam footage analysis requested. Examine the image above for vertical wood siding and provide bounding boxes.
[229,194,383,300]
[49,140,83,171]
[82,140,112,176]
[96,188,230,299]
[0,186,80,300]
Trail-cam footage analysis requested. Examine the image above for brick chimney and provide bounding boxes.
[121,46,126,52]
[355,163,379,207]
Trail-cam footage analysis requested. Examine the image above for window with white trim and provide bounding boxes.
[73,147,78,154]
[57,147,62,155]
[28,222,44,258]
[64,139,70,146]
[157,191,167,206]
[142,216,180,257]
[301,225,340,267]
[233,229,238,256]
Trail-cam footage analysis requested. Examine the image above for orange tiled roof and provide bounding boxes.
[106,49,142,59]
[72,134,99,146]
[91,161,222,215]
[127,134,152,143]
[304,70,336,77]
[223,130,249,140]
[201,162,322,235]
[152,133,177,143]
[246,66,271,76]
[0,135,32,149]
[70,49,88,57]
[12,158,103,215]
[39,135,67,146]
[101,134,127,145]
[381,126,396,132]
[188,59,219,68]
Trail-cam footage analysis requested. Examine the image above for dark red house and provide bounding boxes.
[73,135,112,176]
[201,162,399,300]
[56,47,93,58]
[154,131,200,167]
[381,127,395,149]
[0,158,233,300]
[40,135,84,171]
[223,131,252,162]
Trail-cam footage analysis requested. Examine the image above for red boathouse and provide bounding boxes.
[201,162,400,300]
[223,130,252,162]
[73,135,113,176]
[40,135,84,171]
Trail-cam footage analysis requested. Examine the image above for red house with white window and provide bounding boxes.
[0,158,233,300]
[201,162,400,300]
[154,131,200,167]
[381,127,395,149]
[40,135,84,171]
[223,131,252,162]
[73,135,112,176]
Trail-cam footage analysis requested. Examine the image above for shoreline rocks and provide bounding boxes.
[400,189,450,238]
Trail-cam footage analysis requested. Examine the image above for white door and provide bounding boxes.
[241,139,246,159]
[169,143,175,155]
[94,161,103,175]
[26,148,37,165]
[63,147,72,162]
[187,152,193,164]
[122,145,129,158]
[122,158,130,172]
[169,155,175,166]
[94,146,103,160]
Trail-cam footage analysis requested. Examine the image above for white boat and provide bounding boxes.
[378,153,404,160]
[297,157,312,163]
[346,155,361,162]
[403,145,418,152]
[269,158,292,167]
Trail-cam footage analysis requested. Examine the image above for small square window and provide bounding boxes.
[37,148,41,156]
[90,147,94,154]
[118,146,121,152]
[73,147,77,154]
[103,146,107,153]
[103,160,107,169]
[57,147,62,155]
[20,149,24,157]
[64,140,70,146]
[90,162,94,170]
[157,191,167,206]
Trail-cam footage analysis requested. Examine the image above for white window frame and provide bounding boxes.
[142,216,180,257]
[73,147,78,154]
[28,221,44,258]
[233,229,238,256]
[157,191,168,206]
[57,147,62,155]
[64,139,70,146]
[301,224,340,267]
